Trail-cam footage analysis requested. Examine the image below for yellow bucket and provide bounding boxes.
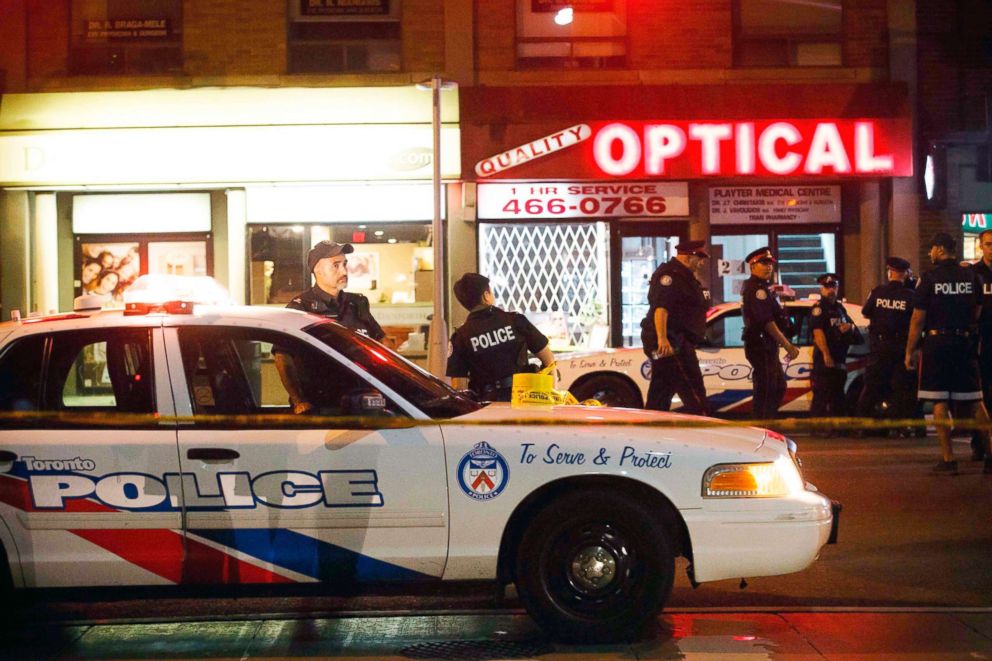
[511,372,555,408]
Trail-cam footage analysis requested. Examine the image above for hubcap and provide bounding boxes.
[569,544,618,592]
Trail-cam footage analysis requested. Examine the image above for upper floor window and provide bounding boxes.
[287,0,401,73]
[69,0,183,75]
[516,0,627,70]
[734,0,842,67]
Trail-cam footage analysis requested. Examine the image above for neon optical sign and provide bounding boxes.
[590,120,910,178]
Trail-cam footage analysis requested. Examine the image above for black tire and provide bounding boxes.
[514,489,674,643]
[570,374,642,408]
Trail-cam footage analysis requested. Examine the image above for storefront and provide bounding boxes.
[963,212,992,260]
[461,85,913,351]
[0,87,460,364]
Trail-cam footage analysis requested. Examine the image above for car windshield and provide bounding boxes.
[305,321,482,419]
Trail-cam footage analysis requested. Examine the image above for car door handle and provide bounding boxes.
[186,448,240,462]
[0,450,16,462]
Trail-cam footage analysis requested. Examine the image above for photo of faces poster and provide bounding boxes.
[80,242,140,305]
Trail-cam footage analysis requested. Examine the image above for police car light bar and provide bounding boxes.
[122,274,233,308]
[124,300,194,316]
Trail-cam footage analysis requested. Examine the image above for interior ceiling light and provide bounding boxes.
[554,7,574,25]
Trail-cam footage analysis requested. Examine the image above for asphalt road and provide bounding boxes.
[5,433,991,625]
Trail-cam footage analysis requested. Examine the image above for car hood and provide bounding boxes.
[451,403,782,455]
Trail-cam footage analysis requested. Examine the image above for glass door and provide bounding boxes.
[710,234,770,305]
[619,236,678,347]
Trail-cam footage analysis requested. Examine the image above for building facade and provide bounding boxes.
[0,0,951,359]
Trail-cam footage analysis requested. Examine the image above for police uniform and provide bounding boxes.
[855,257,916,423]
[447,306,550,401]
[641,241,710,415]
[913,257,983,403]
[286,287,385,341]
[741,248,791,419]
[810,274,861,418]
[969,258,992,458]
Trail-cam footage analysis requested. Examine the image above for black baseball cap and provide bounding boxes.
[745,247,776,265]
[307,241,354,273]
[817,273,840,287]
[676,240,710,258]
[886,256,911,271]
[930,232,957,253]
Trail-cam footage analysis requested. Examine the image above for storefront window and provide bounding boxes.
[734,0,841,67]
[248,223,434,362]
[620,235,677,347]
[479,222,610,351]
[287,0,401,73]
[69,0,183,75]
[710,234,769,305]
[516,0,627,69]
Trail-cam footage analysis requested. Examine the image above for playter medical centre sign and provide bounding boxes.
[474,119,912,179]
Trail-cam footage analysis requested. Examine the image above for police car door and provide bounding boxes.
[0,323,184,588]
[164,322,447,585]
[697,308,755,414]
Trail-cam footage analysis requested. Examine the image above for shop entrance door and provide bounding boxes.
[613,223,685,347]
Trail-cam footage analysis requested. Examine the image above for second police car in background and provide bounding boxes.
[0,277,838,643]
[559,299,870,415]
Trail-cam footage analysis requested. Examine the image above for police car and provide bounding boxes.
[559,299,869,414]
[0,278,837,642]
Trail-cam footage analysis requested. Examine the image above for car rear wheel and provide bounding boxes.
[570,375,642,408]
[514,489,674,643]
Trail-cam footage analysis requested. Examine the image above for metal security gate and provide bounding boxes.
[479,222,610,351]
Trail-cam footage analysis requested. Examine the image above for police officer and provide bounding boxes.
[741,247,800,419]
[641,240,711,415]
[446,273,555,401]
[810,273,861,423]
[277,240,385,413]
[904,233,992,475]
[855,257,916,431]
[969,228,992,460]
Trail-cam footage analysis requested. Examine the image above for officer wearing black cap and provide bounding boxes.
[741,247,800,419]
[641,240,711,414]
[904,232,992,475]
[446,273,555,401]
[855,256,916,429]
[969,228,992,460]
[810,273,861,422]
[277,240,385,413]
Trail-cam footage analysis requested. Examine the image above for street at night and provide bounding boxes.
[3,431,990,659]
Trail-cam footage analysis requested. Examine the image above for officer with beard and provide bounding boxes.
[741,247,800,419]
[641,240,711,415]
[855,257,916,433]
[810,273,861,423]
[277,240,385,414]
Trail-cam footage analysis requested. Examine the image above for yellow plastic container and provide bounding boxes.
[511,372,555,408]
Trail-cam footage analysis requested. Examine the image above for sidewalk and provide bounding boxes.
[3,609,990,659]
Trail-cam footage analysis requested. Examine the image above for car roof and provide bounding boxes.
[0,305,321,339]
[708,298,867,323]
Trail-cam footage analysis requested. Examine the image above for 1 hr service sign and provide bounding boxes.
[477,181,689,220]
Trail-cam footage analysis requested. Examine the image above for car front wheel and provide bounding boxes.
[514,489,674,643]
[570,375,642,408]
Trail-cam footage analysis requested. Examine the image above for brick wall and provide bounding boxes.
[475,0,516,72]
[183,0,286,76]
[843,0,888,68]
[26,0,69,83]
[403,0,445,73]
[628,0,732,69]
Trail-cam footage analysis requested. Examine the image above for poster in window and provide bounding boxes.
[532,0,613,12]
[300,0,390,16]
[348,251,379,291]
[80,242,141,305]
[148,241,208,277]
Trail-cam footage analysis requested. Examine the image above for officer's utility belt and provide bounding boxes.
[479,376,514,392]
[870,333,907,343]
[926,329,971,337]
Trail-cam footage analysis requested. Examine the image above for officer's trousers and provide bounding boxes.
[811,363,847,418]
[856,344,915,420]
[745,339,786,419]
[646,343,709,415]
